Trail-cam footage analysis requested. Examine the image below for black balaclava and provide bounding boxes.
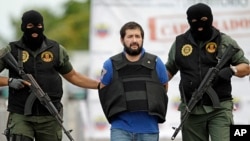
[186,3,213,41]
[21,10,44,50]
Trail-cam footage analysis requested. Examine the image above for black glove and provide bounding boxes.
[218,67,234,81]
[8,78,25,89]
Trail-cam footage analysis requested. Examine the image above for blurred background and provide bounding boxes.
[1,0,250,141]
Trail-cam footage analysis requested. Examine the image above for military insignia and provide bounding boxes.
[22,51,29,62]
[41,51,53,62]
[206,42,217,53]
[181,44,193,56]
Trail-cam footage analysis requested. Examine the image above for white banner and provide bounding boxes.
[84,0,250,140]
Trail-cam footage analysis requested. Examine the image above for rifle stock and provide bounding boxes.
[171,45,239,140]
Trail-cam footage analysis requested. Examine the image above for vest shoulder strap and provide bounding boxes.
[142,52,157,69]
[111,53,126,70]
[111,52,157,70]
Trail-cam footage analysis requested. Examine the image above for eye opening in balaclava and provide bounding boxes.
[21,10,44,50]
[186,3,213,41]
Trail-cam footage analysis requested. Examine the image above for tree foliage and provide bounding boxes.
[13,0,90,50]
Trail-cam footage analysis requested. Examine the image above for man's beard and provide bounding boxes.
[123,43,143,56]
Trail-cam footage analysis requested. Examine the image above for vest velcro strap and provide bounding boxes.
[125,91,147,100]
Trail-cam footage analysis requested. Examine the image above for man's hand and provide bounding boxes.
[8,78,30,89]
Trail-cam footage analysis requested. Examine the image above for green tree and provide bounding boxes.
[13,0,90,50]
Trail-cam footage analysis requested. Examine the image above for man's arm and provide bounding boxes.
[221,34,249,77]
[156,56,168,92]
[58,45,99,89]
[166,41,178,81]
[0,76,8,86]
[63,69,99,89]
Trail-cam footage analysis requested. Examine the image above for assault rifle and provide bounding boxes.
[0,47,74,141]
[171,45,239,140]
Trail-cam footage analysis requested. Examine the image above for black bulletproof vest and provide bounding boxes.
[7,38,63,115]
[99,53,168,123]
[175,31,232,105]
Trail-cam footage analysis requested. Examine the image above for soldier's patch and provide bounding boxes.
[181,44,193,56]
[206,42,217,53]
[41,51,53,62]
[22,51,29,62]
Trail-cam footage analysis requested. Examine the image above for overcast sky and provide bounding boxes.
[0,0,68,42]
